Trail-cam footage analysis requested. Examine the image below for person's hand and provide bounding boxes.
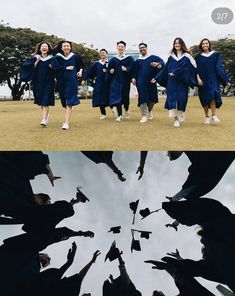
[110,69,115,74]
[151,78,157,84]
[67,242,77,264]
[197,77,203,86]
[66,66,74,71]
[167,249,182,260]
[117,171,126,182]
[77,70,83,78]
[92,250,101,263]
[132,78,137,86]
[121,65,127,72]
[136,166,144,180]
[81,80,86,86]
[145,260,163,269]
[35,54,41,60]
[70,196,80,205]
[81,231,95,238]
[103,68,107,73]
[151,62,161,68]
[46,164,61,187]
[169,72,175,76]
[165,223,178,231]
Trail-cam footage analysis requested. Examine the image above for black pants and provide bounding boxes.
[100,105,106,115]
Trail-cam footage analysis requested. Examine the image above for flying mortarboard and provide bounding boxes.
[131,229,152,240]
[105,241,121,262]
[129,199,139,224]
[131,229,141,252]
[139,207,161,220]
[76,187,90,203]
[108,226,121,234]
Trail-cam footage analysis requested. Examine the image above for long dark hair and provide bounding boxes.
[198,38,213,53]
[171,37,189,56]
[53,40,73,55]
[34,42,52,55]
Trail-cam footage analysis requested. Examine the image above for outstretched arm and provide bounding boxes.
[78,250,101,282]
[136,151,148,180]
[57,242,77,278]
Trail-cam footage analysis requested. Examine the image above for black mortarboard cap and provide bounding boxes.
[139,208,151,219]
[108,226,121,234]
[105,241,120,262]
[76,187,90,203]
[129,200,139,214]
[131,238,141,252]
[140,231,152,239]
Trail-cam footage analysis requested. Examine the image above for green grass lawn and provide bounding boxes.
[0,96,234,150]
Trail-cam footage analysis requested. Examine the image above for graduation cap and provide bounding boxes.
[76,187,90,203]
[108,226,121,234]
[105,241,120,262]
[131,229,152,240]
[129,199,139,225]
[139,207,162,220]
[131,229,141,252]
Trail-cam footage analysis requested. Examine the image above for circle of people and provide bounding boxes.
[21,38,230,130]
[1,151,235,295]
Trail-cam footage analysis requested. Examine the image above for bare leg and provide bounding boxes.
[42,106,49,120]
[203,105,209,117]
[65,106,73,124]
[210,100,216,116]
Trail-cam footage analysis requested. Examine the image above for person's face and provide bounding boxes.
[100,51,107,60]
[39,254,51,268]
[174,39,182,51]
[34,195,51,205]
[201,40,210,52]
[40,43,49,55]
[117,44,125,55]
[62,42,71,55]
[139,45,147,56]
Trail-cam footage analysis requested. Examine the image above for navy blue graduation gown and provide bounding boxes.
[108,56,134,106]
[21,55,55,106]
[81,151,113,164]
[156,53,197,111]
[132,55,164,106]
[195,51,229,108]
[83,60,110,107]
[51,53,83,107]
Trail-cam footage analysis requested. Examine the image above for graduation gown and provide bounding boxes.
[156,53,197,111]
[108,55,134,106]
[103,278,142,296]
[195,51,229,108]
[21,55,55,106]
[83,60,110,107]
[132,55,164,106]
[81,151,113,164]
[52,52,83,107]
[182,152,235,199]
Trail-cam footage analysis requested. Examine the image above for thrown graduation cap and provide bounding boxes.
[105,241,121,262]
[139,207,161,220]
[131,229,141,252]
[108,226,121,234]
[132,229,152,240]
[76,187,90,203]
[129,199,139,225]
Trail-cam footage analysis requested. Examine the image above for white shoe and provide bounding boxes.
[148,111,153,120]
[178,111,185,122]
[211,115,220,123]
[116,116,123,122]
[125,111,130,119]
[140,116,148,123]
[100,115,107,120]
[169,109,176,118]
[40,119,47,127]
[62,123,69,130]
[173,120,180,128]
[204,117,210,125]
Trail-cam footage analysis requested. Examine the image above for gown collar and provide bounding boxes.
[56,52,75,60]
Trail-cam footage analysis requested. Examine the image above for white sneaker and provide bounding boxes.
[178,111,185,122]
[116,116,123,122]
[40,119,47,127]
[211,115,220,123]
[62,123,69,130]
[148,111,153,120]
[204,117,210,125]
[140,116,148,123]
[173,120,180,128]
[125,111,130,119]
[100,115,107,120]
[169,109,176,118]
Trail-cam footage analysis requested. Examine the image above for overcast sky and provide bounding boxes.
[1,152,235,295]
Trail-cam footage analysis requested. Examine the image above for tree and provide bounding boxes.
[191,38,235,95]
[0,22,99,99]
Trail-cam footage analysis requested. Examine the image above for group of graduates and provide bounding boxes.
[21,37,230,130]
[1,151,235,295]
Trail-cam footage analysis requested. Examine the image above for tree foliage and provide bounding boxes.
[0,22,99,99]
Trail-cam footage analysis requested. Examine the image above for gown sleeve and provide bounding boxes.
[173,57,197,88]
[21,57,37,82]
[83,62,97,80]
[75,53,84,72]
[215,53,229,86]
[155,59,169,87]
